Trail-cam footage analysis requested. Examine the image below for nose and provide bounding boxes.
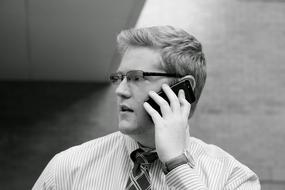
[115,77,132,98]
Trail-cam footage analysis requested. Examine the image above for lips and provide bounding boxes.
[120,105,134,112]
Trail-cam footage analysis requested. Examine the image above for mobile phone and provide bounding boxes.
[145,78,196,115]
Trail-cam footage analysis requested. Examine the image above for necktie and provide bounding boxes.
[126,148,158,190]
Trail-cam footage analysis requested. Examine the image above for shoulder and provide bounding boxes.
[189,137,232,159]
[188,137,258,181]
[58,131,124,159]
[51,131,125,172]
[33,132,126,189]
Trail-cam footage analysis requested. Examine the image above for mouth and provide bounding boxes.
[120,105,134,112]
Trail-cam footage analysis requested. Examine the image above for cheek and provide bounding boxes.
[134,107,151,128]
[132,82,163,113]
[134,97,149,121]
[133,88,149,104]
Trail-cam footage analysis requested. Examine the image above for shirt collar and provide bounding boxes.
[122,132,140,155]
[122,131,193,156]
[122,133,156,155]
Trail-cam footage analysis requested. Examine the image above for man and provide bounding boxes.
[33,26,260,189]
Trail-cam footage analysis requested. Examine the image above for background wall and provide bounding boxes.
[137,0,285,188]
[0,0,285,189]
[0,0,145,81]
[0,82,118,190]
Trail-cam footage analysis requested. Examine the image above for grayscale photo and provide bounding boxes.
[0,0,284,189]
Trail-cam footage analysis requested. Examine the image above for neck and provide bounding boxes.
[128,130,155,149]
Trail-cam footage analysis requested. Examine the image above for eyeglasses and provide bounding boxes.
[109,70,182,84]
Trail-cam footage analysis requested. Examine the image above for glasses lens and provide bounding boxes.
[126,70,144,81]
[110,73,122,84]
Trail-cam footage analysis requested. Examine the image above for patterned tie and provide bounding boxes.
[126,148,158,190]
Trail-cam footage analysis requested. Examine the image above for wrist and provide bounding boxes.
[162,150,195,174]
[160,150,184,164]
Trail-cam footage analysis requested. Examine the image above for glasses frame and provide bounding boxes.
[109,70,182,84]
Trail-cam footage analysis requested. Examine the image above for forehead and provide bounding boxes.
[117,47,163,72]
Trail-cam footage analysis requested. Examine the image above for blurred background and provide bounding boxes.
[0,0,284,189]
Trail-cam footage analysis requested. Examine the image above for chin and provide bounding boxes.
[118,121,146,135]
[118,121,136,134]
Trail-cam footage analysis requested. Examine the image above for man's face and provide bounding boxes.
[115,47,170,135]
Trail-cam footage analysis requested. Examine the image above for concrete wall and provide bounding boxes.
[0,82,118,189]
[0,0,145,81]
[137,0,285,188]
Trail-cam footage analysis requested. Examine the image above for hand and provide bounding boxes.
[143,84,191,163]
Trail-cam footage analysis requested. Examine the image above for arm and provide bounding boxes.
[165,164,208,190]
[164,164,260,190]
[225,165,260,190]
[32,155,58,190]
[143,84,260,190]
[144,83,208,189]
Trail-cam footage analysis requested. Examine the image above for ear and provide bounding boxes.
[180,75,196,90]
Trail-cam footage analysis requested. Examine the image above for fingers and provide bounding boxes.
[148,90,172,116]
[161,84,180,112]
[143,102,162,124]
[178,89,191,117]
[147,84,191,118]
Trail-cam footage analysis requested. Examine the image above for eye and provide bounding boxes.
[133,75,142,81]
[128,73,144,82]
[110,73,123,84]
[109,76,118,83]
[126,71,145,82]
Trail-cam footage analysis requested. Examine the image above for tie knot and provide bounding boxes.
[130,148,158,166]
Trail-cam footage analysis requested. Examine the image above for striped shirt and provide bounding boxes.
[33,131,260,190]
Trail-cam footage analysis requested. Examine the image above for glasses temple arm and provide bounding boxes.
[143,72,182,77]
